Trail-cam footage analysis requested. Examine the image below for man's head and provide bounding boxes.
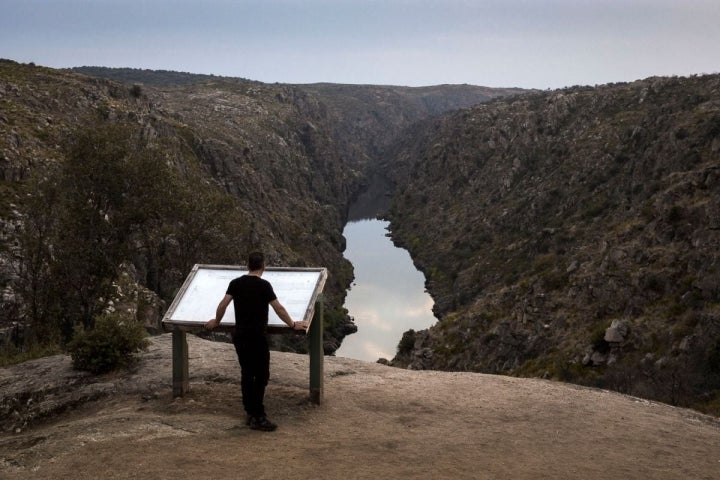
[248,251,265,271]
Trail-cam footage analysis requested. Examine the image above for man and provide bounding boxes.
[205,252,307,431]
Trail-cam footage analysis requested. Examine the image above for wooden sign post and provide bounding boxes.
[162,264,327,404]
[309,296,324,404]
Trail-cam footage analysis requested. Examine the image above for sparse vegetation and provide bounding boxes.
[385,73,720,414]
[129,84,142,98]
[68,312,148,374]
[10,118,249,353]
[2,61,720,415]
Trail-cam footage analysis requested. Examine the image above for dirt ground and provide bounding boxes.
[2,334,719,480]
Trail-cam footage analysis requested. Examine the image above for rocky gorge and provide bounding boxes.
[385,75,720,413]
[1,59,719,414]
[0,60,518,355]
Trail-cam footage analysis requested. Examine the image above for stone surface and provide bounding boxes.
[2,334,720,480]
[604,319,631,344]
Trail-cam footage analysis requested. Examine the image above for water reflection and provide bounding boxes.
[337,219,437,362]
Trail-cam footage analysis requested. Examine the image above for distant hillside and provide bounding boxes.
[385,75,720,414]
[300,83,527,175]
[71,66,526,174]
[71,66,251,86]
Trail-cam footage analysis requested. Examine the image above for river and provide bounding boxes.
[336,218,437,362]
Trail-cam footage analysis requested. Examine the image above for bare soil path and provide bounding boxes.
[2,334,719,479]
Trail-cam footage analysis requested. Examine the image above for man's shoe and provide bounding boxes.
[249,416,277,432]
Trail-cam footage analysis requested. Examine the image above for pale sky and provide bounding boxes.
[2,0,719,89]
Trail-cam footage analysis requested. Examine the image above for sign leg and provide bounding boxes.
[309,298,324,404]
[172,328,189,397]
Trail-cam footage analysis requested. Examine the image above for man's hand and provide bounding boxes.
[293,320,309,331]
[205,318,221,330]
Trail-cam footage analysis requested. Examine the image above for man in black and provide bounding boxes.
[205,252,307,431]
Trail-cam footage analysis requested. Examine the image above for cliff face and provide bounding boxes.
[0,61,356,352]
[300,83,526,169]
[145,79,355,276]
[8,60,717,412]
[386,75,720,412]
[0,61,517,354]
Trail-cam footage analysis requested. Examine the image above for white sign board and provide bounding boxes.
[162,265,327,330]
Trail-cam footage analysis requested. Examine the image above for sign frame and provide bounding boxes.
[161,264,327,403]
[162,264,328,333]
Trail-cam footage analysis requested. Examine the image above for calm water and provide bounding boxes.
[336,219,437,362]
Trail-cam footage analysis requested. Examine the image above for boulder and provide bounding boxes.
[605,319,631,343]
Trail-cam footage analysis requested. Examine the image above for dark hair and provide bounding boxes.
[248,251,265,271]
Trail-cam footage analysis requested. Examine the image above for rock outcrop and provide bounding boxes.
[386,75,720,413]
[2,333,720,480]
[0,60,519,355]
[6,59,718,413]
[0,60,358,351]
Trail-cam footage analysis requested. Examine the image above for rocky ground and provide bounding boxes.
[1,334,719,480]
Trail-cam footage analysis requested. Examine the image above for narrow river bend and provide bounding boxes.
[336,218,437,362]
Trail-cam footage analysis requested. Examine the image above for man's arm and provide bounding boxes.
[270,299,307,331]
[205,294,232,330]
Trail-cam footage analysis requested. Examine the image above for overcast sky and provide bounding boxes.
[2,0,719,89]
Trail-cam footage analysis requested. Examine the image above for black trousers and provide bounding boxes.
[232,332,270,418]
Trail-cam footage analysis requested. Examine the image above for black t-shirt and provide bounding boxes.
[226,275,278,333]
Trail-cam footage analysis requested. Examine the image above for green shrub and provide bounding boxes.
[707,339,720,375]
[540,269,569,291]
[582,198,611,219]
[323,306,346,331]
[643,272,666,294]
[129,84,143,98]
[397,329,416,355]
[590,320,611,353]
[68,312,148,374]
[694,393,720,417]
[666,205,683,224]
[532,253,558,273]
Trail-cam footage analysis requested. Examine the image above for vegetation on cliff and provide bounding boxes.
[0,60,354,358]
[386,75,720,414]
[1,60,514,364]
[9,59,717,417]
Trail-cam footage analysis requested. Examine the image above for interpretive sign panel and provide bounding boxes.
[162,264,328,330]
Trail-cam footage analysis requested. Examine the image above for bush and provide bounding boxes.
[590,320,611,353]
[68,312,149,374]
[129,84,142,98]
[397,329,416,355]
